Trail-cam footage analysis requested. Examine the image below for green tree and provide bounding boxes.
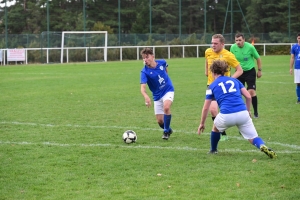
[91,21,114,34]
[0,0,300,39]
[131,0,150,33]
[290,0,300,35]
[245,0,287,33]
[152,0,178,34]
[24,1,43,33]
[0,2,26,34]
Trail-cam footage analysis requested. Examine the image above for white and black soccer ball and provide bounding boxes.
[122,130,137,144]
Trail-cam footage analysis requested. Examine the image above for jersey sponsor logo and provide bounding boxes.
[160,65,164,70]
[158,75,165,85]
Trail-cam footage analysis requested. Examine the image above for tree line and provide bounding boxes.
[0,0,299,41]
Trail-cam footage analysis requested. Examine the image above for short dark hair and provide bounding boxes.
[210,60,229,76]
[140,47,153,55]
[297,32,300,37]
[235,32,245,39]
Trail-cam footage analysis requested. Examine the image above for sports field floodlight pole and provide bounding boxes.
[179,0,181,37]
[5,0,8,49]
[288,0,290,40]
[60,31,108,63]
[47,0,49,48]
[118,0,121,44]
[204,0,206,35]
[149,0,152,35]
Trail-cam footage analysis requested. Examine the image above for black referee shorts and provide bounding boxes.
[237,67,257,90]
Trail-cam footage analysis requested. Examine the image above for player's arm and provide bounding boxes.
[198,99,212,134]
[241,87,252,116]
[165,67,169,73]
[256,58,262,78]
[231,64,243,79]
[290,54,295,75]
[205,60,208,76]
[140,83,151,107]
[165,61,169,73]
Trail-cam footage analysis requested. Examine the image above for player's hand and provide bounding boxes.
[257,71,262,78]
[248,111,252,118]
[144,96,151,108]
[145,100,151,108]
[145,102,151,108]
[290,69,293,75]
[198,124,205,135]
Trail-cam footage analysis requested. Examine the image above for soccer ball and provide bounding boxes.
[122,130,137,144]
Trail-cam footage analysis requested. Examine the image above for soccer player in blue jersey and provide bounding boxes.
[290,32,300,104]
[140,47,174,140]
[197,60,277,158]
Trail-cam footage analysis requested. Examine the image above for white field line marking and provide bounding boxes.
[257,81,293,84]
[0,141,298,154]
[1,121,300,151]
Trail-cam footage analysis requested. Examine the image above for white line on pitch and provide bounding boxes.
[257,81,293,84]
[1,121,300,150]
[0,140,298,154]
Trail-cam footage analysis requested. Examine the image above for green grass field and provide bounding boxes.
[1,55,299,200]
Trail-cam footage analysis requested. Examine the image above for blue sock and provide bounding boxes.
[163,114,172,132]
[252,137,265,149]
[210,131,221,151]
[296,85,300,101]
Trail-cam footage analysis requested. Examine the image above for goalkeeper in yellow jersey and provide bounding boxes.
[204,34,243,142]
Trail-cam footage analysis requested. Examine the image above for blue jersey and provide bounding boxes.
[140,59,174,101]
[206,76,247,114]
[291,44,300,70]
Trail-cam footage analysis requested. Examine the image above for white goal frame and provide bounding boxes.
[60,31,108,63]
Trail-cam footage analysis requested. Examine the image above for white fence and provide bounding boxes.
[0,43,293,65]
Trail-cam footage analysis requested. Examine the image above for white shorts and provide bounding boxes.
[294,69,300,83]
[214,110,258,140]
[154,92,174,115]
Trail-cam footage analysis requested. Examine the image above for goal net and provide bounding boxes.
[60,31,108,63]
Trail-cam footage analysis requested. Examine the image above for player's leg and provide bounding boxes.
[163,100,172,131]
[155,114,164,129]
[250,136,277,159]
[154,99,167,139]
[246,68,258,117]
[162,92,174,139]
[208,124,221,154]
[210,100,228,141]
[297,83,300,104]
[295,69,300,103]
[237,111,277,158]
[209,113,231,154]
[237,75,246,135]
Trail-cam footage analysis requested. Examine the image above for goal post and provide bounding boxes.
[60,31,108,63]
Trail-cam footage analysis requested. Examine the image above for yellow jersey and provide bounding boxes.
[205,48,240,85]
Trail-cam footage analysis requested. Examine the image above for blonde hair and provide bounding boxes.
[212,34,225,43]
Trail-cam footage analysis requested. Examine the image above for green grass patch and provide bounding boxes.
[0,56,299,199]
